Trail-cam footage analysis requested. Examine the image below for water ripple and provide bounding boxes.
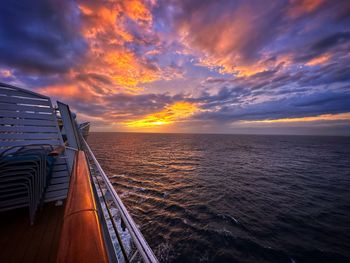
[89,133,350,263]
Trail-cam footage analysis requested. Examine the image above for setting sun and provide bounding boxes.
[125,102,197,128]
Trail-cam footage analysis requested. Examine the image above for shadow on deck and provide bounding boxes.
[0,202,64,263]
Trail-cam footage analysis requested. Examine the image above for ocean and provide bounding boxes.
[87,133,350,263]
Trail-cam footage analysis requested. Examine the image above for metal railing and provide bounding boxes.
[81,138,158,263]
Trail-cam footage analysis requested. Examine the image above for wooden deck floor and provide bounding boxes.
[0,202,64,263]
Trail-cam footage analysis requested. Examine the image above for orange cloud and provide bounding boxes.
[78,4,93,16]
[104,50,159,88]
[198,53,292,77]
[181,4,295,78]
[0,69,11,77]
[38,84,96,102]
[184,4,257,75]
[124,0,153,24]
[243,112,350,123]
[74,0,162,93]
[306,53,331,66]
[124,102,198,128]
[36,0,167,124]
[287,0,324,18]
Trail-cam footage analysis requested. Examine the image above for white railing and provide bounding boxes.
[81,138,158,263]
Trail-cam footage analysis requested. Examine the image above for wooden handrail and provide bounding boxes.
[56,151,109,263]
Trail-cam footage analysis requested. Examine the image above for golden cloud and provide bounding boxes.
[306,53,331,66]
[0,69,11,78]
[74,0,161,92]
[242,112,350,124]
[38,83,98,102]
[287,0,324,18]
[124,102,198,128]
[124,0,153,24]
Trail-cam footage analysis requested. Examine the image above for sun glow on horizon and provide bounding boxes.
[242,112,350,124]
[124,102,198,128]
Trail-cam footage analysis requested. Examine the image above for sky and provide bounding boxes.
[0,0,350,135]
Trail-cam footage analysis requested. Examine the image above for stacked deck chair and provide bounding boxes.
[0,83,73,224]
[0,145,63,224]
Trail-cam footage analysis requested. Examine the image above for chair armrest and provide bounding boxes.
[49,146,65,156]
[0,144,54,158]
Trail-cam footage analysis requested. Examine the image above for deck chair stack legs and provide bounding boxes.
[0,146,56,224]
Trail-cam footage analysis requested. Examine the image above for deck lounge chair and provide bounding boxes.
[0,83,74,223]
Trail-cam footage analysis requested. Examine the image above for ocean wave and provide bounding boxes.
[88,133,350,263]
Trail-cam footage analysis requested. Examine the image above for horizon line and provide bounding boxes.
[88,131,350,137]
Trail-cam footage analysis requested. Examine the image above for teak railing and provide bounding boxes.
[56,151,109,263]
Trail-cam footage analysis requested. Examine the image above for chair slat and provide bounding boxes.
[52,164,68,172]
[46,183,69,192]
[0,88,46,99]
[51,170,70,178]
[44,189,68,203]
[55,158,68,165]
[0,125,58,133]
[0,103,52,113]
[0,133,60,140]
[0,85,48,99]
[0,96,51,106]
[0,111,54,120]
[51,177,70,185]
[0,118,57,126]
[0,139,61,148]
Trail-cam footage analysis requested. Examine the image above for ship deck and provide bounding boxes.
[0,202,64,263]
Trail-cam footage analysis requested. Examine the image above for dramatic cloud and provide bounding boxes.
[0,0,86,73]
[0,0,350,135]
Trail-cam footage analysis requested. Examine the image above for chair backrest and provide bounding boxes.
[57,101,81,150]
[0,83,64,153]
[0,83,71,203]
